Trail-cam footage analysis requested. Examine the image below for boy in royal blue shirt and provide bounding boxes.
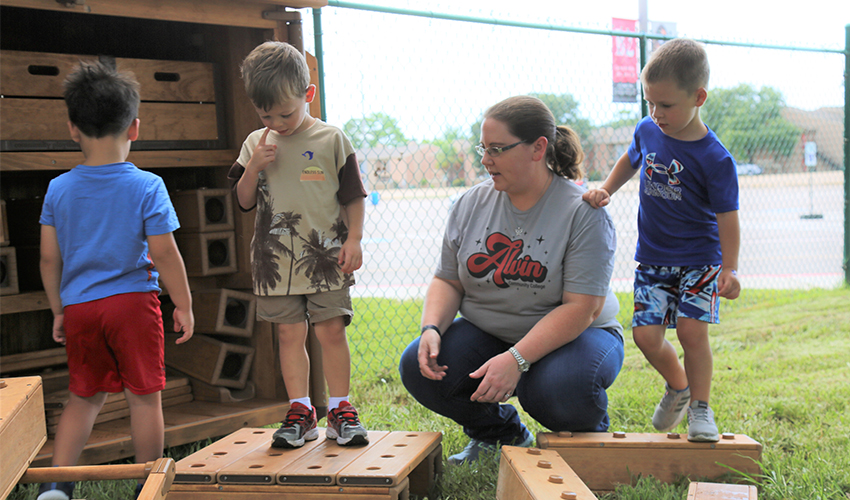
[583,38,741,442]
[38,60,194,500]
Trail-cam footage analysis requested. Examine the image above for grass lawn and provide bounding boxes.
[10,287,849,499]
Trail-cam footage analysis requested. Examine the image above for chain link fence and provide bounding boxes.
[297,3,847,375]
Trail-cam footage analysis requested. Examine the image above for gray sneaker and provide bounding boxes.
[326,402,369,446]
[687,400,719,442]
[447,425,534,465]
[651,384,691,431]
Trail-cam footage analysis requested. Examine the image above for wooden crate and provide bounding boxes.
[165,334,254,389]
[497,446,597,500]
[0,376,47,500]
[0,246,19,296]
[171,188,235,233]
[169,427,442,500]
[687,481,758,499]
[175,231,237,277]
[0,50,223,151]
[192,288,256,337]
[537,431,762,491]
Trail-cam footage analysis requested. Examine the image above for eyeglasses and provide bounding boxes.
[475,141,524,158]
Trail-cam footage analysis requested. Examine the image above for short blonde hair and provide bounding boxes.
[241,41,311,110]
[641,38,709,94]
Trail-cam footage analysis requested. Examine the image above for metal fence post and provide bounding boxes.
[313,7,327,122]
[844,25,849,285]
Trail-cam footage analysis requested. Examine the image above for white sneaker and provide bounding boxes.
[687,400,719,442]
[651,384,691,431]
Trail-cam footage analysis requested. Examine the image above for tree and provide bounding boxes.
[426,127,469,185]
[528,92,594,156]
[700,84,800,162]
[343,112,407,150]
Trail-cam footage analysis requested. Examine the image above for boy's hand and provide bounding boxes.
[245,128,277,173]
[582,188,611,209]
[52,313,66,345]
[173,307,195,344]
[338,239,363,274]
[718,269,741,300]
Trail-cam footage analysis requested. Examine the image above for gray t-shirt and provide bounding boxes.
[436,176,622,343]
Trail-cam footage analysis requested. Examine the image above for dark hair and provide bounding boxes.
[241,41,311,111]
[641,38,710,93]
[484,95,584,180]
[63,60,140,139]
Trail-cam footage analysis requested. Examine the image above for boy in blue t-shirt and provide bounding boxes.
[583,38,741,442]
[37,61,194,500]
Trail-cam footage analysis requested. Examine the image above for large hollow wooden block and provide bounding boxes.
[537,431,763,492]
[171,188,234,233]
[190,377,256,403]
[165,334,254,389]
[170,428,441,500]
[175,231,237,277]
[0,376,47,500]
[687,481,758,499]
[0,246,20,295]
[192,288,256,337]
[497,446,597,500]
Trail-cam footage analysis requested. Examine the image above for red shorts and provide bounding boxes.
[64,291,165,397]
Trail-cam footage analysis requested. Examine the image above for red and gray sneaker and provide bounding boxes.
[326,401,369,446]
[272,402,319,448]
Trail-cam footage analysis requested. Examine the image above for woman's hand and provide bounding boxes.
[417,329,448,380]
[468,351,521,403]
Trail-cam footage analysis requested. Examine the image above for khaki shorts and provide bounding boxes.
[256,288,353,326]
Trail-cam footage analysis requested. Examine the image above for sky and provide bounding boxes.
[296,1,848,141]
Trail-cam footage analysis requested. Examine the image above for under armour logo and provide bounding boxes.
[644,153,683,186]
[302,151,314,160]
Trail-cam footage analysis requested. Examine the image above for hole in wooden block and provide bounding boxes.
[220,352,246,381]
[213,452,227,456]
[366,467,381,471]
[154,71,181,82]
[191,464,205,468]
[249,465,263,469]
[269,453,282,457]
[204,196,227,224]
[28,64,60,76]
[380,455,394,459]
[207,239,230,267]
[224,298,249,328]
[393,444,408,447]
[308,465,322,470]
[325,453,339,458]
[234,441,247,445]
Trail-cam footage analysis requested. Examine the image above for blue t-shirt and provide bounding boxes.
[39,162,180,307]
[627,117,738,266]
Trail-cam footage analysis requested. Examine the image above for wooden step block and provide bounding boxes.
[0,376,47,500]
[192,288,256,337]
[0,348,67,377]
[687,481,758,499]
[175,231,237,277]
[165,334,254,389]
[497,446,597,500]
[0,246,19,296]
[170,428,441,500]
[171,189,234,233]
[537,431,762,492]
[190,377,256,403]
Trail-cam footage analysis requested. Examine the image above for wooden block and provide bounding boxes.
[0,376,47,500]
[1,50,216,102]
[191,378,257,403]
[0,246,19,296]
[0,199,8,246]
[537,431,763,491]
[168,478,410,499]
[175,231,237,277]
[687,481,758,499]
[497,446,597,500]
[0,347,67,376]
[171,188,235,233]
[174,427,277,484]
[138,457,177,500]
[192,288,256,337]
[165,334,254,389]
[337,431,441,488]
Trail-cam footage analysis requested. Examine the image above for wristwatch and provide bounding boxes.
[508,347,530,372]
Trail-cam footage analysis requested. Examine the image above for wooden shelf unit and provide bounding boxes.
[0,0,326,467]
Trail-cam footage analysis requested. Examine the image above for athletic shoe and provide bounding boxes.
[272,402,319,448]
[36,481,74,500]
[687,400,720,442]
[447,424,534,465]
[651,384,691,431]
[326,401,369,446]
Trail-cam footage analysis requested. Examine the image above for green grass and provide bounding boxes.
[10,287,849,499]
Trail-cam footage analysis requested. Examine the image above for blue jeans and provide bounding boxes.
[399,317,624,444]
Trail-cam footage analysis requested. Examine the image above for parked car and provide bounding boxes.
[736,163,763,176]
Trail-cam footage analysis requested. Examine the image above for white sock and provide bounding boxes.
[290,397,311,408]
[328,396,350,409]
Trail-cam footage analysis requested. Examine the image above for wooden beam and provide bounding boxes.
[0,0,278,29]
[231,0,328,8]
[0,150,238,172]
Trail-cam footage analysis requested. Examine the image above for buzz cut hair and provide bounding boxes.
[641,38,710,94]
[63,60,140,138]
[241,41,311,111]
